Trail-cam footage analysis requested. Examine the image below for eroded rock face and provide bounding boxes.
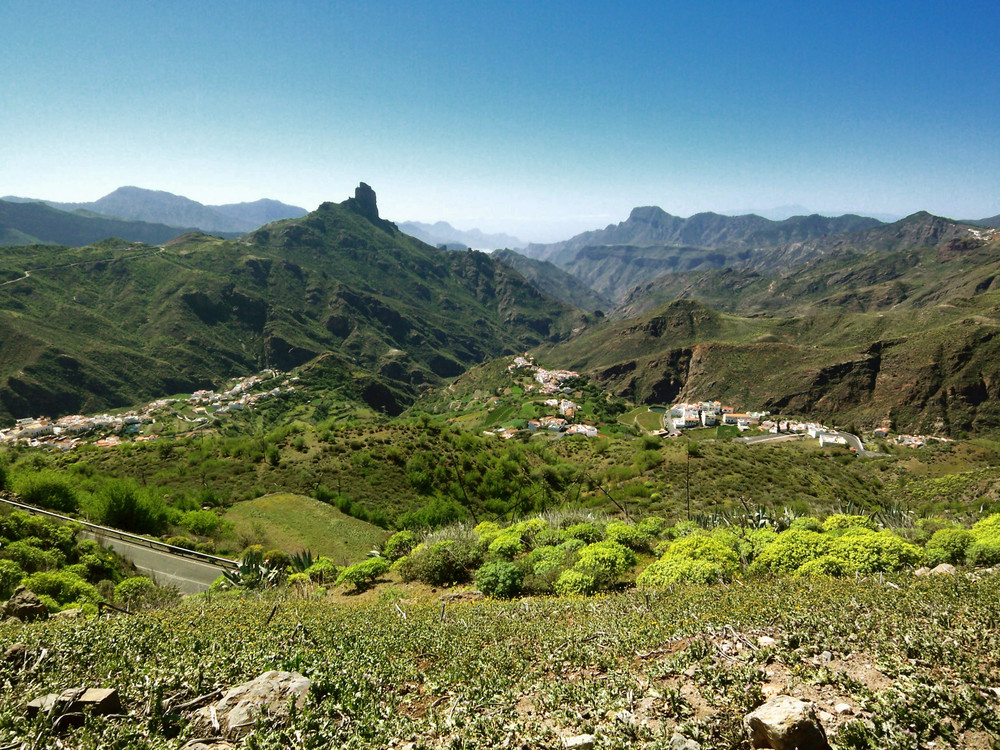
[2,586,49,622]
[193,670,311,738]
[744,695,831,750]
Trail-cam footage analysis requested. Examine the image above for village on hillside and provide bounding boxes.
[0,370,298,450]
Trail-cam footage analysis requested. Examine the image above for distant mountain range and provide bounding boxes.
[399,220,524,251]
[0,200,212,247]
[2,186,307,235]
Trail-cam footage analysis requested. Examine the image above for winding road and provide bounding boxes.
[0,495,236,594]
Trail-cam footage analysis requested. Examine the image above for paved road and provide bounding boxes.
[736,433,808,445]
[77,528,234,594]
[0,496,236,594]
[833,431,886,458]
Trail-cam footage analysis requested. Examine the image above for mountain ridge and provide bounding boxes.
[2,187,307,234]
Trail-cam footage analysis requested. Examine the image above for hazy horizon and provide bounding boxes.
[3,2,997,243]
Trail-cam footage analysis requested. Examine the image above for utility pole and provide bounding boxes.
[686,447,691,521]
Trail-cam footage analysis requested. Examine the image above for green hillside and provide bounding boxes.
[0,185,586,422]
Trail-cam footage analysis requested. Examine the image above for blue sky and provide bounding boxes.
[3,1,998,241]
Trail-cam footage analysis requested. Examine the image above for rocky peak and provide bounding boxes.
[347,182,379,221]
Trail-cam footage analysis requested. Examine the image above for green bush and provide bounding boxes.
[79,552,119,583]
[667,521,700,539]
[263,549,292,570]
[0,559,24,599]
[795,555,849,578]
[823,514,876,533]
[21,570,99,606]
[95,480,168,535]
[971,514,1000,537]
[113,576,159,609]
[305,557,340,584]
[574,541,637,588]
[637,557,726,586]
[565,523,602,545]
[831,532,924,574]
[554,569,597,596]
[165,536,197,550]
[3,540,62,573]
[287,572,311,587]
[511,518,548,547]
[476,560,523,599]
[926,528,974,565]
[336,558,390,592]
[473,521,503,546]
[383,530,419,561]
[14,470,78,513]
[534,527,570,547]
[967,536,1000,567]
[397,538,483,586]
[605,521,650,551]
[180,509,226,537]
[789,517,825,533]
[488,531,525,559]
[750,530,833,576]
[636,516,670,539]
[669,535,741,575]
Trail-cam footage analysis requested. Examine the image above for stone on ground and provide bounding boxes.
[192,670,311,738]
[2,586,49,622]
[744,694,831,750]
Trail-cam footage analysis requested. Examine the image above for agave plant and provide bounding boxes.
[288,549,315,573]
[222,549,286,590]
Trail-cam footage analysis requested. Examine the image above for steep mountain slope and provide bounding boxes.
[0,200,204,247]
[535,229,1000,435]
[0,184,584,421]
[522,208,885,301]
[492,249,612,311]
[614,218,998,318]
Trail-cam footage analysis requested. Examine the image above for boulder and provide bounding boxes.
[2,586,49,622]
[3,643,28,666]
[744,695,831,750]
[562,735,596,750]
[930,563,957,576]
[914,567,931,576]
[192,670,310,738]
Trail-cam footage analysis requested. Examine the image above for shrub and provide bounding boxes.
[488,532,525,559]
[383,530,418,561]
[831,532,924,574]
[3,540,62,573]
[511,518,548,548]
[95,480,167,535]
[336,558,390,592]
[667,521,700,539]
[823,514,876,533]
[397,538,483,586]
[795,555,849,578]
[926,528,974,565]
[14,471,78,513]
[750,530,833,576]
[574,541,637,588]
[287,572,311,588]
[305,557,340,584]
[180,510,226,537]
[0,559,24,599]
[789,517,825,533]
[79,552,119,582]
[638,557,727,586]
[473,521,503,546]
[605,521,650,551]
[972,514,1000,537]
[263,549,292,570]
[636,516,670,539]
[535,527,570,547]
[21,570,99,606]
[670,535,741,575]
[476,561,523,599]
[554,569,597,597]
[558,538,586,554]
[967,536,1000,567]
[165,536,197,550]
[565,523,602,545]
[113,577,159,609]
